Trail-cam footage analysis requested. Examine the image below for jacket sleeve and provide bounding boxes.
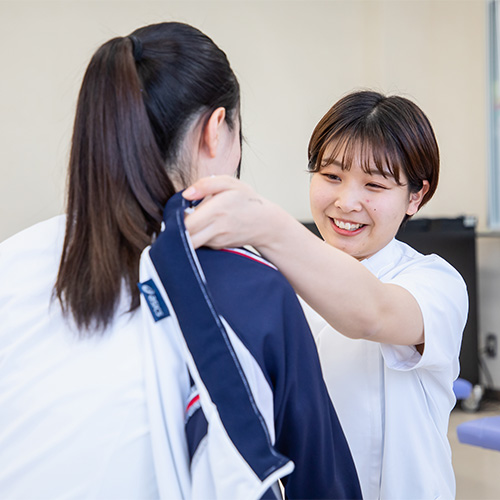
[199,249,362,500]
[272,286,362,499]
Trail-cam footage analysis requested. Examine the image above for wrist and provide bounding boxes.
[254,200,295,257]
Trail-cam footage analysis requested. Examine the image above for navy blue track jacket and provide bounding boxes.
[138,192,362,499]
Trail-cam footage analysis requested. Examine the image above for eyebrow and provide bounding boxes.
[321,159,393,178]
[366,169,389,177]
[320,159,343,167]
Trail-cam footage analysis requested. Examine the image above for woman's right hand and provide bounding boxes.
[183,175,277,250]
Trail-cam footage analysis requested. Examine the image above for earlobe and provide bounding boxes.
[202,107,226,158]
[406,180,430,216]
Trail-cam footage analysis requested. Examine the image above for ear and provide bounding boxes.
[201,107,226,158]
[406,180,430,216]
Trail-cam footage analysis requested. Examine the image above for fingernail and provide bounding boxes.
[183,187,196,198]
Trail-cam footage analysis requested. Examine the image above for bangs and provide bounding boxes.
[311,128,405,186]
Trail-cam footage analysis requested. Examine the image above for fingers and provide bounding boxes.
[185,190,246,249]
[183,176,263,250]
[184,197,216,236]
[185,204,234,249]
[188,224,223,250]
[182,175,241,200]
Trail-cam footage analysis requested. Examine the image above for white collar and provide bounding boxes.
[361,238,402,279]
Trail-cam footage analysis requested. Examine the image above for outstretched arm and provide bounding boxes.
[183,176,424,347]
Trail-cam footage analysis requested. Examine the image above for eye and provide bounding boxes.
[366,182,387,190]
[322,173,341,182]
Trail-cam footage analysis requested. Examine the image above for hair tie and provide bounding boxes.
[128,35,143,62]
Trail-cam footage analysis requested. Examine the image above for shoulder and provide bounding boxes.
[196,245,309,348]
[216,247,277,270]
[377,239,468,371]
[0,215,66,296]
[380,239,468,325]
[392,239,467,300]
[198,245,277,268]
[197,246,293,298]
[367,238,467,293]
[0,215,66,257]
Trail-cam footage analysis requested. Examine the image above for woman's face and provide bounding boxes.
[309,145,428,261]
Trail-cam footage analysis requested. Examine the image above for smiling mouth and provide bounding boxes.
[332,219,365,232]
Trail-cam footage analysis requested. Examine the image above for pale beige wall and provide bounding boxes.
[0,0,488,242]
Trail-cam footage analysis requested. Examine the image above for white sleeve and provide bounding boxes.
[379,254,468,372]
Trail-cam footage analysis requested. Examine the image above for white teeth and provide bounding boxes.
[334,219,363,231]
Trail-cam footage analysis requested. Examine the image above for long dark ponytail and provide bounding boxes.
[55,22,240,332]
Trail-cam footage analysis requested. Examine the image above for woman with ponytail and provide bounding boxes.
[0,22,361,499]
[57,23,240,331]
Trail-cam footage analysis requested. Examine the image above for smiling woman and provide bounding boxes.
[309,152,428,260]
[182,89,469,500]
[307,92,435,261]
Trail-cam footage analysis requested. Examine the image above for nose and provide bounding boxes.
[334,184,363,213]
